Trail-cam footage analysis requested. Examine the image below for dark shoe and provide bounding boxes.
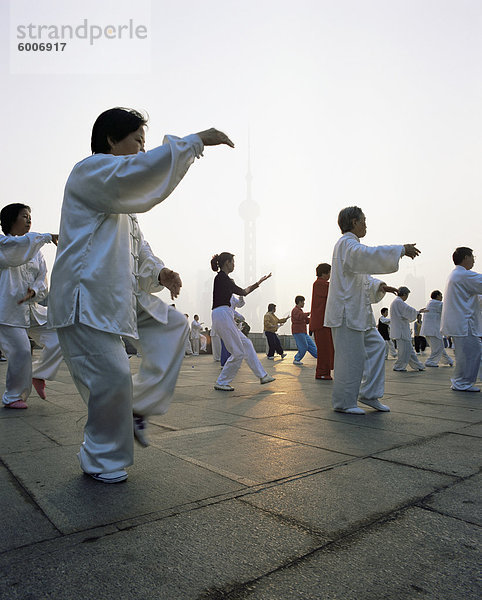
[90,470,128,483]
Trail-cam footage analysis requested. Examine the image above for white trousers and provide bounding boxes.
[331,321,386,411]
[385,339,397,358]
[212,306,266,385]
[191,337,200,355]
[211,334,221,361]
[451,334,481,390]
[425,336,453,367]
[0,323,63,405]
[57,306,188,474]
[393,339,425,371]
[200,334,207,352]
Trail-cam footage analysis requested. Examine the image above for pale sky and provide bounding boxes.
[1,0,480,332]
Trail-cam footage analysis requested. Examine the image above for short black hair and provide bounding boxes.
[430,290,442,299]
[91,107,148,154]
[1,203,31,234]
[316,263,331,277]
[267,303,276,312]
[295,295,305,305]
[452,247,473,265]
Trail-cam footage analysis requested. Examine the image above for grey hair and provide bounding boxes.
[397,286,410,297]
[338,206,364,233]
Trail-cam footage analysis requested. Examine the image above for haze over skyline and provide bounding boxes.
[1,0,480,332]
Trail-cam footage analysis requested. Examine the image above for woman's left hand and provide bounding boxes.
[18,287,35,304]
[258,273,272,285]
[159,268,182,299]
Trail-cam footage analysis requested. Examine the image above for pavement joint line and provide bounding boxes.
[195,502,461,600]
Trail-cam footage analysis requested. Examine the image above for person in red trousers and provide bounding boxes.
[310,263,334,380]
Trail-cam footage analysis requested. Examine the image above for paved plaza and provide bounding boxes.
[0,349,480,599]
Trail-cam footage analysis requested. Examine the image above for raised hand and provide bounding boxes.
[381,285,398,295]
[196,128,234,148]
[403,244,421,259]
[159,268,182,299]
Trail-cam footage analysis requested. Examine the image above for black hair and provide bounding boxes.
[430,290,442,299]
[211,252,234,272]
[91,107,148,154]
[1,203,31,234]
[316,263,331,277]
[267,303,276,312]
[295,295,305,305]
[381,307,388,314]
[452,247,473,265]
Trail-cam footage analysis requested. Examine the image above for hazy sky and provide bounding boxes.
[1,0,480,332]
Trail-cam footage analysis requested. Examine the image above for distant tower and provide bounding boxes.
[238,140,260,286]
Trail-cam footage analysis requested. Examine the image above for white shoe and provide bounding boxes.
[335,407,366,415]
[260,374,275,384]
[359,398,390,412]
[293,360,303,366]
[214,383,234,391]
[133,414,149,447]
[451,386,480,393]
[267,356,274,360]
[89,470,128,483]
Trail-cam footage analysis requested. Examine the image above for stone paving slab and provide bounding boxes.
[423,474,482,525]
[376,432,482,477]
[0,417,58,454]
[2,445,246,535]
[235,507,481,600]
[234,413,420,456]
[241,458,454,537]
[0,465,59,553]
[0,500,320,600]
[305,407,469,437]
[151,425,351,484]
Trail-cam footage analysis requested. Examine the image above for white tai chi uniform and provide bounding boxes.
[390,297,425,371]
[210,326,222,361]
[190,319,203,355]
[441,266,482,390]
[49,134,202,475]
[0,233,63,405]
[421,299,453,367]
[325,232,404,411]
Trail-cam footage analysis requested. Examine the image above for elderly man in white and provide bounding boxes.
[49,107,233,483]
[441,247,482,392]
[390,287,426,372]
[325,206,420,414]
[421,290,454,367]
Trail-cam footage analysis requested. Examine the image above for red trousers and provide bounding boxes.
[313,327,334,377]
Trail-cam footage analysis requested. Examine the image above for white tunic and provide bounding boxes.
[0,233,53,327]
[441,266,482,337]
[420,299,443,338]
[49,134,203,338]
[191,319,203,339]
[390,296,418,340]
[324,232,404,331]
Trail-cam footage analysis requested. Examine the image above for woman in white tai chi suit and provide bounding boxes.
[49,107,233,483]
[0,203,63,409]
[390,287,426,372]
[421,290,454,367]
[211,252,274,391]
[324,206,420,414]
